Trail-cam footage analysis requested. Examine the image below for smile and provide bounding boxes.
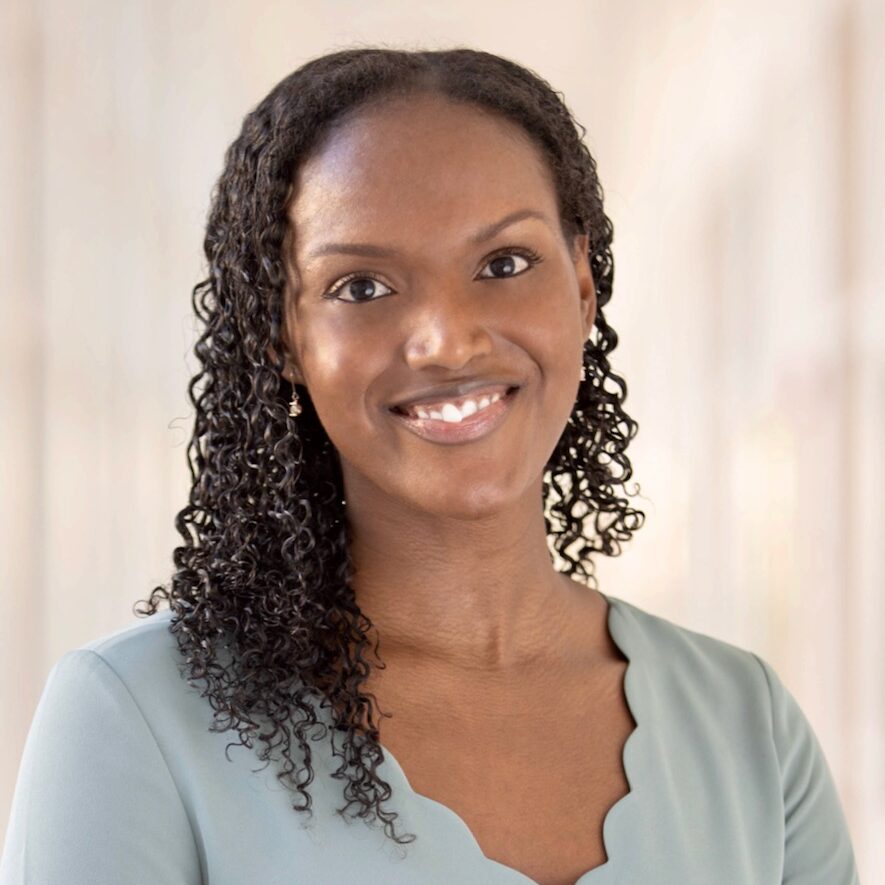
[388,386,520,445]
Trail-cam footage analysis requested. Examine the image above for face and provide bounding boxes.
[279,92,596,521]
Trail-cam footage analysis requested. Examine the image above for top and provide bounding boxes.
[0,592,861,885]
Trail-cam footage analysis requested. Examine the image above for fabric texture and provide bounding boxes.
[0,593,861,884]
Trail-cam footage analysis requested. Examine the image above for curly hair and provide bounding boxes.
[134,46,645,847]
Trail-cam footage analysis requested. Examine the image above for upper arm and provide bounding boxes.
[752,653,860,885]
[0,649,202,885]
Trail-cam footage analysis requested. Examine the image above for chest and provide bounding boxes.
[375,659,636,885]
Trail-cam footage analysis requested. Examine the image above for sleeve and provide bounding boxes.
[0,649,202,885]
[752,653,861,885]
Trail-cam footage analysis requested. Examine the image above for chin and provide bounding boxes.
[412,480,529,522]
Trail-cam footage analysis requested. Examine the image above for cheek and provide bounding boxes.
[517,285,584,377]
[514,291,585,437]
[298,322,379,435]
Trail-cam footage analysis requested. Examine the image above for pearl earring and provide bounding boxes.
[288,377,302,417]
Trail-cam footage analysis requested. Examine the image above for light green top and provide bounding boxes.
[0,593,860,884]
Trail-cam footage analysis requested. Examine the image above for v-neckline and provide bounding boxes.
[375,590,643,884]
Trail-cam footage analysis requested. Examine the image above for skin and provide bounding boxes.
[278,90,613,692]
[274,91,635,885]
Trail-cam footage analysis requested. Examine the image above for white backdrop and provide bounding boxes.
[2,0,882,879]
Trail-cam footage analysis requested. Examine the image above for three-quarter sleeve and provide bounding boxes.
[752,653,861,885]
[0,649,202,885]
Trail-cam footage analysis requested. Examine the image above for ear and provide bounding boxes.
[270,219,308,386]
[267,345,306,386]
[267,314,307,386]
[572,232,597,340]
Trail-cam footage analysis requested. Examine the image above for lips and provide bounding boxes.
[389,380,521,414]
[389,385,520,445]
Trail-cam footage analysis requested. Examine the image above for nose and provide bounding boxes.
[401,290,494,371]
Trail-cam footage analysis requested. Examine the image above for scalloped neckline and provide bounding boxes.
[377,590,642,884]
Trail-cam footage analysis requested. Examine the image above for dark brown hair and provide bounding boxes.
[134,46,645,846]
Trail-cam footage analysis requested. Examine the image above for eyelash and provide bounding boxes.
[322,245,544,303]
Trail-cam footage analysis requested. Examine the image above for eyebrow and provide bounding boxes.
[305,208,552,261]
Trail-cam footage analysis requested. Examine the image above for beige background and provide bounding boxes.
[1,0,882,879]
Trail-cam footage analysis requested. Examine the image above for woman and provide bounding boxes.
[0,48,860,885]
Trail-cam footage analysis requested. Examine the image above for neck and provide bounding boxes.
[342,471,600,675]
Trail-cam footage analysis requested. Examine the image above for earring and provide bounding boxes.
[288,377,302,417]
[289,390,302,417]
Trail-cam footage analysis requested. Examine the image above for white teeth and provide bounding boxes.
[441,403,462,423]
[405,392,505,423]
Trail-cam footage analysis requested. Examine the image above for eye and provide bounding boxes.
[477,247,544,280]
[324,274,395,303]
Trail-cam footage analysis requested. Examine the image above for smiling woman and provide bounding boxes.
[279,91,601,524]
[0,47,859,885]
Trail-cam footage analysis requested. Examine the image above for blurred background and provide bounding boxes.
[1,0,882,878]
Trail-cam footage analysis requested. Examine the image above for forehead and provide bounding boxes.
[286,94,560,253]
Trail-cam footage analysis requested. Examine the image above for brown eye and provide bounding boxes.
[477,248,543,280]
[325,275,394,303]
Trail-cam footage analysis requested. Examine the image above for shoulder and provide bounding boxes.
[2,609,205,884]
[42,608,209,742]
[75,607,182,681]
[605,592,775,719]
[607,593,768,676]
[78,606,179,659]
[56,608,186,700]
[26,606,190,764]
[603,596,861,881]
